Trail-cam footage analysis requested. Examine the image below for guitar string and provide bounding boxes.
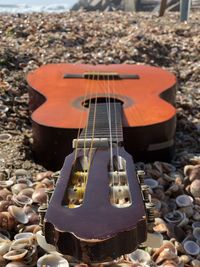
[107,75,121,204]
[73,70,91,164]
[98,75,116,205]
[87,72,99,176]
[83,72,95,188]
[106,75,115,204]
[111,75,122,197]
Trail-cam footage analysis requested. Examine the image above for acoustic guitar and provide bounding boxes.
[27,64,176,262]
[27,64,177,171]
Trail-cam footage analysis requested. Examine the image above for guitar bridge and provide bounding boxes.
[63,72,140,80]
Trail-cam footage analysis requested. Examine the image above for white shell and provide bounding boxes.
[0,134,12,142]
[0,240,11,256]
[36,231,60,254]
[14,232,34,241]
[128,249,151,263]
[3,248,28,260]
[8,206,29,224]
[0,180,14,188]
[37,254,69,267]
[183,240,200,256]
[176,194,193,207]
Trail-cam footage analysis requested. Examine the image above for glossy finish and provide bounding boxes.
[27,63,177,170]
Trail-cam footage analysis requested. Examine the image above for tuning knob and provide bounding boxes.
[137,170,145,185]
[141,184,150,202]
[46,189,54,203]
[38,204,48,229]
[52,171,60,187]
[145,202,155,232]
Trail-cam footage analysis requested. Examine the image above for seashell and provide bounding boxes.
[14,169,28,177]
[153,161,163,174]
[161,260,179,267]
[0,180,14,188]
[184,165,200,182]
[5,262,27,267]
[8,206,29,224]
[155,249,178,265]
[42,178,54,188]
[0,200,12,212]
[151,198,161,211]
[177,213,189,227]
[179,206,194,218]
[32,188,47,204]
[11,183,28,195]
[0,105,9,113]
[23,224,41,234]
[0,212,16,231]
[0,228,10,240]
[162,162,176,173]
[152,240,177,262]
[127,249,151,264]
[183,240,200,256]
[144,178,158,189]
[192,221,200,229]
[193,212,200,221]
[190,180,200,198]
[179,254,192,264]
[153,222,168,233]
[0,134,12,143]
[191,259,200,267]
[12,194,33,206]
[36,231,59,254]
[0,240,11,256]
[164,210,184,224]
[176,194,193,207]
[163,173,176,182]
[193,227,200,240]
[14,232,34,241]
[0,189,12,201]
[35,171,53,181]
[10,239,31,250]
[18,188,34,198]
[3,248,28,261]
[28,212,40,225]
[16,177,33,187]
[37,254,69,267]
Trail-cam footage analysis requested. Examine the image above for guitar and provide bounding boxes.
[27,64,176,262]
[27,64,177,171]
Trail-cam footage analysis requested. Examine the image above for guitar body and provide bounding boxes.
[27,64,177,170]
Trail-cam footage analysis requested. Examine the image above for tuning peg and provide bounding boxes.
[145,202,155,231]
[51,171,60,187]
[141,184,150,202]
[45,189,54,203]
[38,204,48,229]
[137,170,145,185]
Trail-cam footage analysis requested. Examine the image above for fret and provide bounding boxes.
[80,102,123,143]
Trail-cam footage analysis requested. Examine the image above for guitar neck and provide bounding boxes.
[80,102,123,143]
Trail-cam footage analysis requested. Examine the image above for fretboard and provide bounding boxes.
[80,102,123,143]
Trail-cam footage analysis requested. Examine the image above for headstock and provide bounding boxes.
[42,145,149,263]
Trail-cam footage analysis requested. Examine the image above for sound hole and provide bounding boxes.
[62,155,89,209]
[83,97,123,108]
[109,156,132,208]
